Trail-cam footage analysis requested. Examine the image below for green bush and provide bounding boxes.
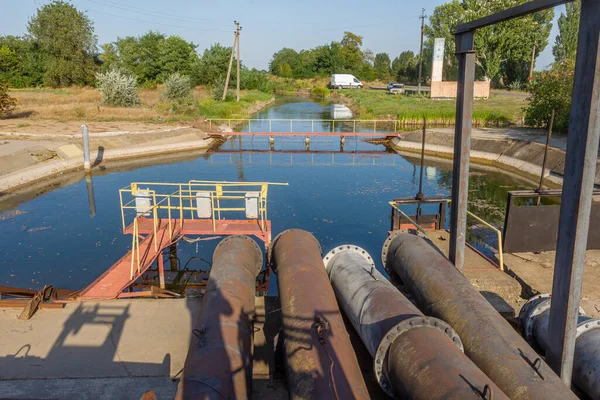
[0,79,17,116]
[310,85,330,98]
[96,67,140,107]
[211,76,234,101]
[162,72,192,101]
[525,60,574,133]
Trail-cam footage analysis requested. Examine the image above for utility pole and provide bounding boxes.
[418,8,426,94]
[236,22,241,102]
[222,21,240,101]
[528,42,536,81]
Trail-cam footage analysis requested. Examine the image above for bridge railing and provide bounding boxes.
[119,180,288,278]
[206,118,402,133]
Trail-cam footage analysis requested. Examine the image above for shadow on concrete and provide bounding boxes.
[0,302,174,400]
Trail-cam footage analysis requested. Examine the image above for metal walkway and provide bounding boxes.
[80,220,179,300]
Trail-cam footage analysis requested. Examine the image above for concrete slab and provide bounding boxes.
[504,251,600,319]
[0,298,200,383]
[56,144,83,159]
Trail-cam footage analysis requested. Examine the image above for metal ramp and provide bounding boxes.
[79,221,179,300]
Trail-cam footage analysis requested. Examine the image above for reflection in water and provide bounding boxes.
[85,174,96,218]
[330,104,353,120]
[0,98,536,291]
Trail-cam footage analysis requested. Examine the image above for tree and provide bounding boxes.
[524,60,574,133]
[115,32,165,85]
[553,1,580,63]
[341,31,364,72]
[392,51,418,82]
[269,48,299,76]
[157,36,197,82]
[192,43,233,86]
[0,36,45,87]
[425,0,553,85]
[374,53,391,81]
[27,1,97,87]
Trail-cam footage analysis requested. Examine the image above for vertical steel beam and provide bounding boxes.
[449,31,476,272]
[547,0,600,384]
[82,124,91,172]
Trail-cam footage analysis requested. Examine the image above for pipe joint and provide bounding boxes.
[374,315,464,396]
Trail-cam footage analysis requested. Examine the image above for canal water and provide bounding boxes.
[0,97,533,292]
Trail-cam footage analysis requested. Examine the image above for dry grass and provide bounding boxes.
[7,86,213,122]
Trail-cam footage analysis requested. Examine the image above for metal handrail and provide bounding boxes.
[390,200,505,271]
[206,118,401,133]
[120,181,288,277]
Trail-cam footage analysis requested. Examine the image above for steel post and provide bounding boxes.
[82,124,91,172]
[449,31,476,272]
[175,235,263,400]
[520,294,600,399]
[270,229,369,400]
[547,0,600,384]
[382,232,577,400]
[324,245,507,399]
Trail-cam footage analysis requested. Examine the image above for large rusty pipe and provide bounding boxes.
[270,229,369,400]
[176,235,263,400]
[382,232,577,400]
[324,244,508,399]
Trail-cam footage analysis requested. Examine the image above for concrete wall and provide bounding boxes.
[431,81,491,99]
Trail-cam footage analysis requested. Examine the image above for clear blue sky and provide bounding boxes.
[2,0,563,71]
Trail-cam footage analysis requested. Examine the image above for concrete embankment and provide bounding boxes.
[0,127,216,196]
[390,129,600,186]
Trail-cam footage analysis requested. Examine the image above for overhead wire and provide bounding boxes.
[85,0,231,27]
[84,8,232,33]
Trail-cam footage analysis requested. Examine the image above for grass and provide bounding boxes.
[338,89,527,127]
[6,86,274,123]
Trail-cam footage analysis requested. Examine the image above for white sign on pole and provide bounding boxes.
[431,38,445,82]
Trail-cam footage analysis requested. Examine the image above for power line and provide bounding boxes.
[86,0,229,25]
[84,8,232,33]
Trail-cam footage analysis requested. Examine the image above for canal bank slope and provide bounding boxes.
[390,127,600,186]
[0,126,217,196]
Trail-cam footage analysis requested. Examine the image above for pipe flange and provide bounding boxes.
[373,315,463,397]
[519,294,552,345]
[268,229,322,265]
[216,234,264,268]
[322,245,375,272]
[381,230,404,274]
[576,317,600,339]
[519,293,589,346]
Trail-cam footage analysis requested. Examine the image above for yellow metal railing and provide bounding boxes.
[119,180,288,279]
[389,200,505,271]
[206,118,401,133]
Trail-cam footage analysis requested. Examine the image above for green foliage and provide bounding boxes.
[162,73,193,101]
[96,67,140,107]
[553,1,580,63]
[524,60,574,133]
[374,53,391,81]
[425,0,554,86]
[197,91,272,118]
[192,43,232,86]
[27,1,97,87]
[268,32,377,81]
[310,85,330,98]
[0,36,45,87]
[239,68,271,92]
[0,79,17,116]
[392,51,418,83]
[211,76,233,101]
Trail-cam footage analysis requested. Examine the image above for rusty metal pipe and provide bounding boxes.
[176,235,263,400]
[271,229,369,400]
[324,244,507,399]
[382,232,577,400]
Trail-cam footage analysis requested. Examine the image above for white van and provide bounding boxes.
[330,74,363,89]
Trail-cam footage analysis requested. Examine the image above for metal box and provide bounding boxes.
[196,192,212,218]
[245,192,260,219]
